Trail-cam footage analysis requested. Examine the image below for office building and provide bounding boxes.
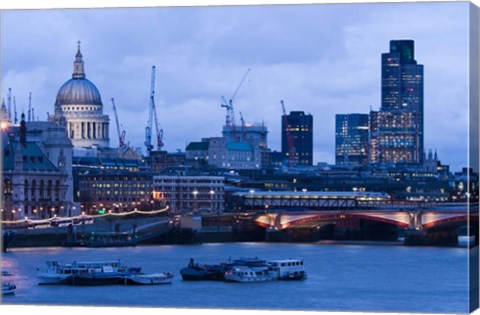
[281,111,313,166]
[335,114,369,166]
[370,39,424,164]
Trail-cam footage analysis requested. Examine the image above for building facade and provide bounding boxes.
[51,42,110,149]
[335,114,369,166]
[78,170,155,214]
[371,39,424,164]
[186,137,262,170]
[281,111,313,166]
[1,115,74,220]
[153,175,224,214]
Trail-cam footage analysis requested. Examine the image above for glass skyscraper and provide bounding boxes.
[371,39,424,164]
[335,114,369,166]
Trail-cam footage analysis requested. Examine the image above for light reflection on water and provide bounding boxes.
[1,242,470,313]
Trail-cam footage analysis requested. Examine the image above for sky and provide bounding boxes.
[0,1,473,171]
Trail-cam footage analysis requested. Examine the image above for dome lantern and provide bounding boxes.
[73,40,86,79]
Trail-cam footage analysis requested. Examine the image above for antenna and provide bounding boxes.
[13,96,17,124]
[28,92,32,122]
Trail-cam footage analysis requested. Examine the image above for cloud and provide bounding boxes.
[0,2,471,171]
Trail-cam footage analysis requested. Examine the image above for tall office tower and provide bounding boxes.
[371,39,424,164]
[335,114,369,166]
[281,111,313,166]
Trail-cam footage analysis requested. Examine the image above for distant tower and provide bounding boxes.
[52,41,110,148]
[370,39,424,164]
[335,114,369,166]
[281,111,313,166]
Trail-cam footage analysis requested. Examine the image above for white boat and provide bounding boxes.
[223,258,276,282]
[224,266,276,282]
[267,259,307,280]
[123,272,174,285]
[2,282,16,295]
[37,261,76,285]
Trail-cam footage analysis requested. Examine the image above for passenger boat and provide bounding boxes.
[37,261,76,285]
[180,258,227,281]
[37,260,142,286]
[223,258,276,283]
[123,272,174,285]
[267,259,307,280]
[2,282,16,295]
[65,260,142,286]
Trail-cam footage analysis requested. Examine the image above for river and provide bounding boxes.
[0,242,473,314]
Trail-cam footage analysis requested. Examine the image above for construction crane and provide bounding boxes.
[111,98,126,149]
[152,101,164,150]
[281,100,295,167]
[221,68,251,142]
[7,88,12,120]
[145,65,164,154]
[145,66,156,155]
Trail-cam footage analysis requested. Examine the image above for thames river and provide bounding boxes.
[0,242,472,313]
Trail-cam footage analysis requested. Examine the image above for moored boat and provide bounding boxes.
[267,259,307,280]
[37,260,142,286]
[2,282,16,295]
[37,261,76,285]
[223,258,276,283]
[180,258,227,281]
[65,260,141,286]
[124,272,174,285]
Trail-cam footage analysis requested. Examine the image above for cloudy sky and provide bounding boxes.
[0,1,472,171]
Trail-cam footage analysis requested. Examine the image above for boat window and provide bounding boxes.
[281,263,285,267]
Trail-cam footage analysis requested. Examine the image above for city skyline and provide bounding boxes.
[1,2,471,171]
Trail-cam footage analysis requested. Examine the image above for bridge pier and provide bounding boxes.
[404,228,459,246]
[404,229,427,246]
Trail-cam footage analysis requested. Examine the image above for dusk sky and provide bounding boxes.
[0,1,472,171]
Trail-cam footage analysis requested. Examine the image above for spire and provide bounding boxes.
[19,112,27,146]
[0,99,8,120]
[72,40,86,79]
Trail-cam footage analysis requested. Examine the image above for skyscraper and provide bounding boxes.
[335,114,369,166]
[370,39,424,164]
[281,111,313,166]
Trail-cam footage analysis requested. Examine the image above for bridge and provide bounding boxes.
[253,206,478,246]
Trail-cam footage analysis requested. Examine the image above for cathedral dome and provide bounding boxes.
[54,41,103,107]
[55,77,102,106]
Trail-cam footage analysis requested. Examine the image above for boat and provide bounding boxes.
[37,261,76,285]
[37,260,142,286]
[180,258,228,281]
[2,282,16,295]
[223,258,276,283]
[65,260,142,286]
[123,272,174,285]
[2,270,16,295]
[267,259,307,280]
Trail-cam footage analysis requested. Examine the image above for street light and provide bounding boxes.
[192,190,199,213]
[209,190,215,213]
[249,189,255,211]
